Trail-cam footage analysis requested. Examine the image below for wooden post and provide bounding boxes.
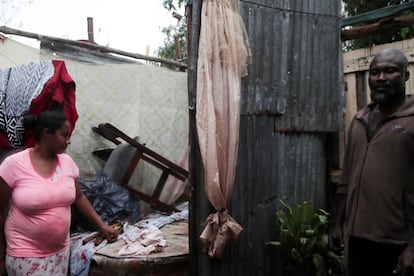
[174,34,182,61]
[87,17,94,43]
[175,34,186,72]
[186,4,192,67]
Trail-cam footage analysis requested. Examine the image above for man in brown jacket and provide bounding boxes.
[330,48,414,276]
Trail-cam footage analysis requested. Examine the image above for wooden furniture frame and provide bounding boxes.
[92,123,189,213]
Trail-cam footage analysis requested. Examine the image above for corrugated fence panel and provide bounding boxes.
[240,0,342,131]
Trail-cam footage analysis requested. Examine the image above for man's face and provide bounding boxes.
[368,53,408,104]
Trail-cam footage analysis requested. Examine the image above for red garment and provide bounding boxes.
[24,60,78,147]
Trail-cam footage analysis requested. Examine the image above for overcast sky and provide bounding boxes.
[1,0,181,55]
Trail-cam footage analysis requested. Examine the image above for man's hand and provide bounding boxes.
[329,225,344,254]
[329,194,346,254]
[394,243,414,275]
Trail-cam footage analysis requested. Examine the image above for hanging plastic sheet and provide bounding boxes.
[196,0,252,258]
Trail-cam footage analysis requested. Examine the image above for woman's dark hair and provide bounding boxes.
[23,110,68,141]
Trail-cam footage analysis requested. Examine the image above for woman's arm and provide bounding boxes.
[73,179,118,242]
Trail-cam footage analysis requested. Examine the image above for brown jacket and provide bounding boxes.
[338,96,414,245]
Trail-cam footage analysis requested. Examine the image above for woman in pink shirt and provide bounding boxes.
[0,110,118,276]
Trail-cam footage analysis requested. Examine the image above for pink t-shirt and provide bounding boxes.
[0,148,79,257]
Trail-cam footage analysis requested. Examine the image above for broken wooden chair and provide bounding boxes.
[92,123,189,213]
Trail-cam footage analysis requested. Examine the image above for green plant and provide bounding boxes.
[267,200,345,276]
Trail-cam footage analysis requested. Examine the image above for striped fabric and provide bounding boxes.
[0,60,54,147]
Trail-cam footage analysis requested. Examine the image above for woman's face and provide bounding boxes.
[49,121,72,153]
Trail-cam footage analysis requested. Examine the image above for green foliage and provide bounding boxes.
[162,0,186,12]
[268,200,345,276]
[156,22,187,69]
[342,0,414,50]
[155,0,188,69]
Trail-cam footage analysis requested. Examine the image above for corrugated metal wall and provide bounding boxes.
[188,1,342,275]
[241,1,342,130]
